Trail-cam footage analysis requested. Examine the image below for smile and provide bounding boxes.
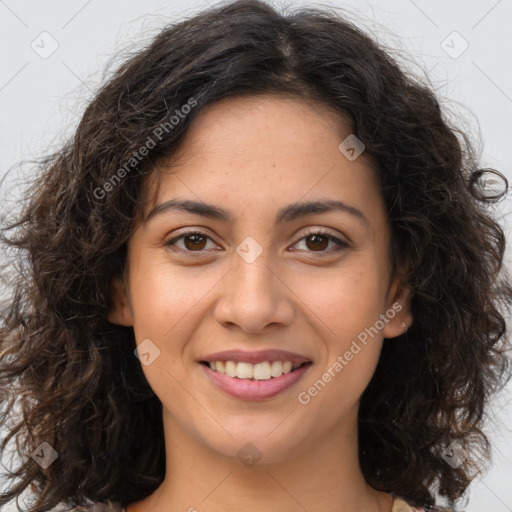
[200,360,313,400]
[201,360,306,380]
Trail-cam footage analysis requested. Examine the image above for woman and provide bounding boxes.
[1,1,510,511]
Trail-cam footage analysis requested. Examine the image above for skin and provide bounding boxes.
[108,94,413,512]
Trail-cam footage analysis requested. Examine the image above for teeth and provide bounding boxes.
[206,360,304,380]
[254,361,271,380]
[225,360,237,377]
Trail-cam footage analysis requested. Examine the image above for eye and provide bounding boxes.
[164,228,349,256]
[164,229,219,253]
[291,228,349,256]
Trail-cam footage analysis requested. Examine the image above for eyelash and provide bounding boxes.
[164,228,350,257]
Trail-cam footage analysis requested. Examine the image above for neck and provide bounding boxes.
[128,404,393,512]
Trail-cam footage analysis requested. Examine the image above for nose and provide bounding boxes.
[213,245,294,334]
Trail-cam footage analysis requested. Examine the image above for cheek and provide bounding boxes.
[128,259,215,343]
[295,264,386,402]
[126,264,211,408]
[299,307,384,422]
[296,264,386,343]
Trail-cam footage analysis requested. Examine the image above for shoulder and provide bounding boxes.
[392,495,459,512]
[48,499,125,512]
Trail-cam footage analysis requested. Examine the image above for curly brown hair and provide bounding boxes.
[1,1,511,511]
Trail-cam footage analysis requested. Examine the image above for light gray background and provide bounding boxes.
[0,1,511,511]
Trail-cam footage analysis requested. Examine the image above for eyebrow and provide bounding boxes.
[144,198,368,226]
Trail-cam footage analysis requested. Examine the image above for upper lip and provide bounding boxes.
[200,349,312,365]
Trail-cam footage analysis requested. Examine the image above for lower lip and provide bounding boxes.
[201,363,312,400]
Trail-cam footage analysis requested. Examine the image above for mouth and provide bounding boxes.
[199,354,313,400]
[199,360,311,380]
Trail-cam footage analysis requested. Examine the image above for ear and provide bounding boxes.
[382,275,413,339]
[107,274,134,326]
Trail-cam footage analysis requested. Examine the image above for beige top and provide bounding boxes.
[51,494,457,511]
[391,496,456,512]
[393,496,423,511]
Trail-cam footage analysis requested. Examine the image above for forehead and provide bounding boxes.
[139,94,383,226]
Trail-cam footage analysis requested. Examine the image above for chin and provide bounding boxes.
[201,425,308,467]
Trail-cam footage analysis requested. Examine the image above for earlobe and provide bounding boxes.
[107,275,134,326]
[382,278,413,339]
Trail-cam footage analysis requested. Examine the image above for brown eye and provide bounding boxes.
[293,229,349,256]
[183,234,207,251]
[304,234,329,251]
[164,230,218,253]
[165,229,349,257]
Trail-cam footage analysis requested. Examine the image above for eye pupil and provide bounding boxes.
[306,234,329,251]
[184,234,207,250]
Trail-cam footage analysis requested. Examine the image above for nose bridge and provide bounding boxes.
[214,236,293,332]
[234,243,274,297]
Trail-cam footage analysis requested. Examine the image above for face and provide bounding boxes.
[108,94,412,464]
